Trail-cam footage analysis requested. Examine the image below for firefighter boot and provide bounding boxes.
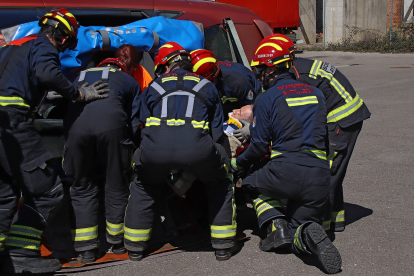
[302,222,342,274]
[77,249,97,264]
[259,218,292,252]
[111,243,127,255]
[128,250,144,261]
[1,255,62,274]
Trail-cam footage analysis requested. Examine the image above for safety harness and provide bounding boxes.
[149,73,210,126]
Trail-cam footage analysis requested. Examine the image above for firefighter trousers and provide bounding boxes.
[63,124,132,252]
[0,109,64,257]
[124,124,236,252]
[324,121,363,231]
[242,160,330,252]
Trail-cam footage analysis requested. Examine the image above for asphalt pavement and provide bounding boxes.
[69,51,414,276]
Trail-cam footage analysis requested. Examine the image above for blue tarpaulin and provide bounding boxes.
[10,16,204,78]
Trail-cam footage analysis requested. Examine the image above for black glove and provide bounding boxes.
[233,119,251,143]
[46,91,64,101]
[78,81,110,102]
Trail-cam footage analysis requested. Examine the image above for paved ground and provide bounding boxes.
[69,52,414,276]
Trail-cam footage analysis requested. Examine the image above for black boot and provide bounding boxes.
[215,248,232,261]
[1,255,62,274]
[77,249,97,264]
[259,218,292,252]
[302,222,342,274]
[110,243,127,255]
[128,250,144,261]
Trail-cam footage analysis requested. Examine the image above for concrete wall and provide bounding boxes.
[403,0,414,22]
[325,0,346,43]
[296,0,317,44]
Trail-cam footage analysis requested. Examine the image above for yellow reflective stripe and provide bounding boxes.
[106,221,124,236]
[162,76,178,83]
[318,70,352,103]
[166,119,186,126]
[309,60,321,79]
[255,42,283,53]
[210,225,237,238]
[54,15,72,34]
[221,96,238,104]
[146,117,161,126]
[160,44,174,49]
[191,120,209,130]
[327,94,364,123]
[270,150,282,158]
[85,68,117,73]
[193,57,217,72]
[294,225,304,252]
[251,60,259,67]
[183,76,200,82]
[6,237,40,250]
[124,227,151,242]
[71,226,98,242]
[331,210,345,223]
[327,151,339,168]
[286,96,318,107]
[9,231,40,239]
[0,96,30,108]
[322,220,331,231]
[253,195,272,208]
[10,225,42,235]
[303,149,327,160]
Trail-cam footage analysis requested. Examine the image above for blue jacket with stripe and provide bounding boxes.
[137,69,225,144]
[236,73,329,169]
[218,61,262,106]
[0,33,78,113]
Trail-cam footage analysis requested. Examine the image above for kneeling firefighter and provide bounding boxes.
[0,9,109,274]
[231,40,342,274]
[124,42,236,261]
[63,45,141,263]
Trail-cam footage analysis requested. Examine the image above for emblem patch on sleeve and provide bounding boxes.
[321,62,337,75]
[247,90,254,100]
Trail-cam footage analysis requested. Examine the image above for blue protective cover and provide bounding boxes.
[11,16,204,79]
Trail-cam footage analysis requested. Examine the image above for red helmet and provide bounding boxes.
[190,49,220,80]
[251,40,292,68]
[262,34,297,54]
[39,8,79,50]
[154,42,191,74]
[97,58,128,73]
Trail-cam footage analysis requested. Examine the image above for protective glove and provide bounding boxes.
[233,119,251,143]
[78,81,110,102]
[46,91,63,101]
[230,158,243,173]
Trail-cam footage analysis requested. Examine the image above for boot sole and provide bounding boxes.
[129,254,144,261]
[77,256,96,264]
[113,248,127,255]
[215,252,232,261]
[305,223,342,274]
[1,260,62,274]
[259,238,292,252]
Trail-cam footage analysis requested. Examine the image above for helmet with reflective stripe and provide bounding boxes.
[251,40,292,68]
[154,42,191,74]
[262,34,297,54]
[190,49,220,80]
[97,58,128,74]
[39,8,79,50]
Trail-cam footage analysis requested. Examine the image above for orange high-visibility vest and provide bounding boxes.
[133,64,153,92]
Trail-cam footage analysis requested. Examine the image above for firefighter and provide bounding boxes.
[190,49,262,143]
[265,34,371,232]
[124,42,236,261]
[63,45,141,264]
[0,9,109,274]
[231,40,342,274]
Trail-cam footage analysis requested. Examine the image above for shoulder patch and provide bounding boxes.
[247,90,254,100]
[320,62,337,75]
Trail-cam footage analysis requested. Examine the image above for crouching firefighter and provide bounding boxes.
[124,42,236,261]
[0,9,110,274]
[63,46,141,264]
[231,40,342,274]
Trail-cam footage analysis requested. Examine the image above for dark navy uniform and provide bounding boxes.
[0,34,79,256]
[290,57,371,231]
[124,69,236,252]
[62,65,141,252]
[237,73,330,252]
[217,61,262,116]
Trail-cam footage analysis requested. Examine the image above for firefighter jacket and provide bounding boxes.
[64,64,141,138]
[137,69,225,144]
[290,57,371,128]
[217,61,262,106]
[236,73,329,169]
[0,33,79,113]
